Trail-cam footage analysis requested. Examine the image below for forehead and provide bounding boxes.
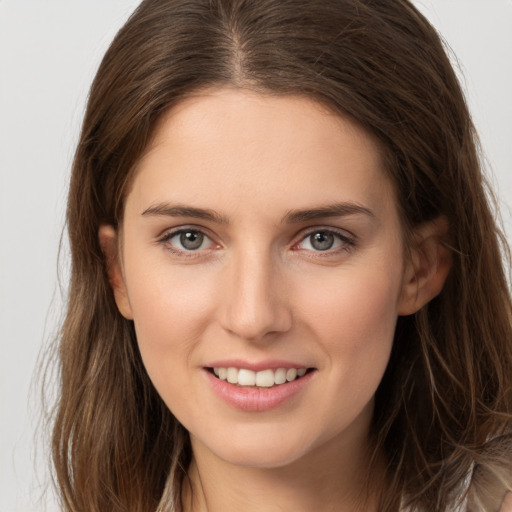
[127,88,397,223]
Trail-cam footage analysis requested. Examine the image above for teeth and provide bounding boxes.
[286,368,297,382]
[238,369,256,386]
[274,368,287,385]
[212,367,309,387]
[255,369,274,387]
[227,367,238,384]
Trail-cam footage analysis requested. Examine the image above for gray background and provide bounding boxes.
[1,1,511,510]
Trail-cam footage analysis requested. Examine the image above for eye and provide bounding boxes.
[159,228,217,253]
[296,229,355,253]
[178,230,206,250]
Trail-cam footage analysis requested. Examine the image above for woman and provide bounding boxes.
[51,0,512,510]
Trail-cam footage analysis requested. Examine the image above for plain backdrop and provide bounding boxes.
[1,1,511,511]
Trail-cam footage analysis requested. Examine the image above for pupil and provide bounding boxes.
[311,232,334,251]
[180,231,204,250]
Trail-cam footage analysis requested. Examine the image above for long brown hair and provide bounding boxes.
[51,1,512,510]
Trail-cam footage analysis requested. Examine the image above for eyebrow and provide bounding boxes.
[141,203,229,224]
[283,202,376,223]
[141,201,375,224]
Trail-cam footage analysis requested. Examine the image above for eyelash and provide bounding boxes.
[157,226,356,258]
[293,228,356,256]
[157,227,218,258]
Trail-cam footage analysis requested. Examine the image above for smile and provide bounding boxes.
[212,367,309,387]
[205,365,316,412]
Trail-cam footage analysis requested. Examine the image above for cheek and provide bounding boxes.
[121,252,217,385]
[300,265,401,342]
[295,261,403,394]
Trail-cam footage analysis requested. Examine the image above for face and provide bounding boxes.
[104,88,424,470]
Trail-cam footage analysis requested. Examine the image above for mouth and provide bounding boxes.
[207,366,315,388]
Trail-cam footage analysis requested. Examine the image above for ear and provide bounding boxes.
[398,217,452,316]
[98,225,134,320]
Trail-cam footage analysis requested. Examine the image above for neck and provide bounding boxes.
[182,431,385,512]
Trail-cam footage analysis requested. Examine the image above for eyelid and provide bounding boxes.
[292,226,356,251]
[155,224,356,257]
[157,225,221,255]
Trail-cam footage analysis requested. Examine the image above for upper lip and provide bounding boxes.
[205,359,312,372]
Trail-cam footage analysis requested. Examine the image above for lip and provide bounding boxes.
[203,366,316,412]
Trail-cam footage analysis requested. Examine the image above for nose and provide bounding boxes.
[218,248,292,342]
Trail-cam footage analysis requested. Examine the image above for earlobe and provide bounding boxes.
[398,217,452,316]
[98,225,134,320]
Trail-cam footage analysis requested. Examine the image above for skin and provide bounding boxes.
[502,493,512,512]
[100,88,451,512]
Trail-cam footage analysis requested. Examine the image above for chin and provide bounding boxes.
[191,427,316,469]
[217,444,309,469]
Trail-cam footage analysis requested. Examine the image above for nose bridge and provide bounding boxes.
[220,243,291,341]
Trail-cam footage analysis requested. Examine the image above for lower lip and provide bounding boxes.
[204,369,315,412]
